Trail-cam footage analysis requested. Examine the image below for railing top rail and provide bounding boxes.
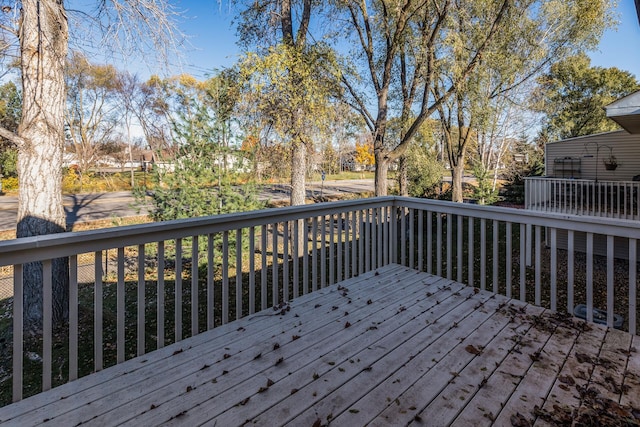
[2,195,640,267]
[393,197,640,239]
[0,197,394,267]
[524,176,640,185]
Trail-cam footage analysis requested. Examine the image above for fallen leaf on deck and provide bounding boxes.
[510,413,531,426]
[465,345,482,355]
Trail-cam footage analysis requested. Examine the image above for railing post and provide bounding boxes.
[12,264,23,402]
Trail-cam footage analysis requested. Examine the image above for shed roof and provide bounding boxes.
[605,90,640,134]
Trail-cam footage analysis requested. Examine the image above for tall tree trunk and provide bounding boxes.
[18,1,70,331]
[374,150,389,196]
[398,155,408,196]
[451,163,465,203]
[291,140,306,258]
[290,140,306,206]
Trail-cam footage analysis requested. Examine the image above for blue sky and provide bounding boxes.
[588,0,640,76]
[173,0,640,80]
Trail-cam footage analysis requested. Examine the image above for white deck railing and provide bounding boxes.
[1,196,639,404]
[525,176,640,219]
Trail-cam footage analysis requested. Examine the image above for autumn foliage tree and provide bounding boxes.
[354,140,374,176]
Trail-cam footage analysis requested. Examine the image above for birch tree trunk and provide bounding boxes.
[17,1,70,331]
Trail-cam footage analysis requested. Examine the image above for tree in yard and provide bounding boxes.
[235,0,341,207]
[0,1,182,331]
[533,53,639,140]
[405,139,445,199]
[335,0,512,196]
[239,43,340,205]
[334,0,611,198]
[431,0,611,202]
[65,52,123,188]
[0,81,21,179]
[145,74,263,221]
[354,139,374,176]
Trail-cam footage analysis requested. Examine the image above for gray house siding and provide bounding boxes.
[545,130,640,181]
[543,130,640,259]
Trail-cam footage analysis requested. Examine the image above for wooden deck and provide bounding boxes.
[1,264,639,426]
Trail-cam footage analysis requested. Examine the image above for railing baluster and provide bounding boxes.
[273,223,279,305]
[567,230,574,313]
[192,236,199,333]
[492,220,499,293]
[158,242,165,345]
[283,221,289,299]
[550,228,557,312]
[365,209,371,272]
[436,213,442,278]
[401,207,407,266]
[629,239,637,335]
[303,219,309,294]
[312,217,318,291]
[175,239,182,341]
[249,228,256,314]
[607,235,614,328]
[43,259,52,391]
[236,228,243,320]
[358,210,364,274]
[12,264,23,402]
[377,207,383,268]
[261,225,267,308]
[117,247,125,362]
[69,256,78,381]
[446,214,452,280]
[222,232,229,324]
[352,210,358,271]
[480,218,486,291]
[586,232,594,323]
[506,223,512,299]
[418,209,424,272]
[321,216,327,287]
[535,226,541,306]
[336,214,342,282]
[137,245,145,355]
[457,215,462,283]
[293,221,299,298]
[329,214,335,284]
[526,224,532,267]
[207,234,214,328]
[520,224,525,301]
[94,252,103,371]
[467,217,473,286]
[383,208,389,266]
[345,212,351,275]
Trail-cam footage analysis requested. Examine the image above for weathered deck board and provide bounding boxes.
[0,264,639,427]
[532,319,606,427]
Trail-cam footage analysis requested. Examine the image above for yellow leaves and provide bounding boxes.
[241,135,259,153]
[239,42,341,142]
[355,141,375,167]
[177,73,199,89]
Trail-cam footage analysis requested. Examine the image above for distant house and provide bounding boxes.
[525,90,640,259]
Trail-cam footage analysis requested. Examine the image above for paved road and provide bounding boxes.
[0,179,375,231]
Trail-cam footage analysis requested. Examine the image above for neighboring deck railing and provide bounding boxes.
[1,196,640,404]
[525,176,640,219]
